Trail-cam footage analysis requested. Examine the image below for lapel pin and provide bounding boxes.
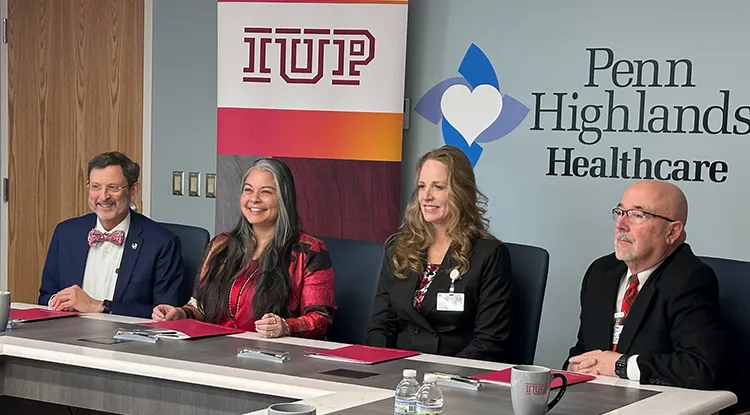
[131,242,138,249]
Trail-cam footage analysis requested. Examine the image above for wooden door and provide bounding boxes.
[7,0,144,303]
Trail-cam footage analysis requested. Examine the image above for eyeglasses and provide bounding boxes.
[612,207,676,223]
[86,182,132,194]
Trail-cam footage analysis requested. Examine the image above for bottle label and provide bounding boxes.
[416,404,443,415]
[395,399,416,414]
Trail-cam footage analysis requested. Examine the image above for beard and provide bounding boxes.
[89,197,130,222]
[614,232,636,261]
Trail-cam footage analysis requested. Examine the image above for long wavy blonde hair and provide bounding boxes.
[390,145,494,279]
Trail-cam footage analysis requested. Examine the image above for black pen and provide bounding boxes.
[241,349,283,358]
[434,374,485,390]
[434,372,482,385]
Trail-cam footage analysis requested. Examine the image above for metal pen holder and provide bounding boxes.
[237,347,291,363]
[113,329,162,344]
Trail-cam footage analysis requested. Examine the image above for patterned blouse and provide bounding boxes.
[413,263,441,310]
[182,232,337,339]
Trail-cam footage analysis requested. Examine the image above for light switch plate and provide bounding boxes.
[188,172,200,197]
[172,171,184,196]
[205,173,216,198]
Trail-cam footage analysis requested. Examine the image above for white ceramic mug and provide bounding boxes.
[510,365,567,415]
[0,291,10,332]
[268,403,316,415]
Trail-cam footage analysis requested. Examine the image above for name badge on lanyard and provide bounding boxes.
[612,312,625,346]
[437,269,465,312]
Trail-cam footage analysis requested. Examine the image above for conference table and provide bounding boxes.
[0,303,737,415]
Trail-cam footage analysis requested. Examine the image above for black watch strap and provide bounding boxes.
[102,299,113,314]
[615,354,630,379]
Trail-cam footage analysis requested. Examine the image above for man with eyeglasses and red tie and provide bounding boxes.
[565,180,727,390]
[38,152,190,318]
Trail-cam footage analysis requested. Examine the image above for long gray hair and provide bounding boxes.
[196,158,301,323]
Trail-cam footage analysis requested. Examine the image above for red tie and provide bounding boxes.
[621,273,640,318]
[88,228,125,247]
[613,274,640,351]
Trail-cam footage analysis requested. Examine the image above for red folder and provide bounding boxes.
[472,368,595,389]
[138,319,245,339]
[305,345,421,364]
[9,308,80,322]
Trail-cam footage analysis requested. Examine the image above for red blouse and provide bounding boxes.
[185,232,337,339]
[219,259,261,332]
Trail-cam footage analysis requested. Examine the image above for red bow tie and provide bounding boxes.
[88,228,125,247]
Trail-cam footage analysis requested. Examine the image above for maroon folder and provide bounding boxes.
[472,368,596,389]
[138,319,245,339]
[305,345,421,364]
[9,308,80,322]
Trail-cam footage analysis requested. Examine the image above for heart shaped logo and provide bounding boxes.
[440,84,503,146]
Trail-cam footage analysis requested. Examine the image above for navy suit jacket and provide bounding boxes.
[38,210,190,318]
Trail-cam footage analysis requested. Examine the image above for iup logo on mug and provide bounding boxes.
[525,382,551,396]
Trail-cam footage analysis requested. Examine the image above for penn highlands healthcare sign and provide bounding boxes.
[532,48,746,183]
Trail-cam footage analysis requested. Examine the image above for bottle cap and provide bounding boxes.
[403,369,417,377]
[424,373,437,383]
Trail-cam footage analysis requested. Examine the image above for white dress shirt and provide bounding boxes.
[615,262,661,381]
[81,213,131,301]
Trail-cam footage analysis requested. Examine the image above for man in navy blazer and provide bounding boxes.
[38,152,190,318]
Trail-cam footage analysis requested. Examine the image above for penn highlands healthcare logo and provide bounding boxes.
[414,44,530,167]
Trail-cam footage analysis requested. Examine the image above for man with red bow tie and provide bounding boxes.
[38,152,189,318]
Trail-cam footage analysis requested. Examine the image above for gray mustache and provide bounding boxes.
[616,232,633,243]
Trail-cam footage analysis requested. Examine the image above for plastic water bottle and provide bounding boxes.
[416,373,444,415]
[394,369,420,415]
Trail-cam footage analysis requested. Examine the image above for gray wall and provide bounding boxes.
[148,0,750,369]
[402,0,750,368]
[150,0,217,235]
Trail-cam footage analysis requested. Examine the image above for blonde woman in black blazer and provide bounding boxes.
[366,146,514,362]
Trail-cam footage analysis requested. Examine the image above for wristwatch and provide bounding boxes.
[102,299,113,314]
[615,354,630,379]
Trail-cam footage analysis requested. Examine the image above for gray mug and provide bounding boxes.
[510,365,567,415]
[268,403,316,415]
[0,291,10,332]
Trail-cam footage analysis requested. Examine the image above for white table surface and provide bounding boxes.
[2,303,737,415]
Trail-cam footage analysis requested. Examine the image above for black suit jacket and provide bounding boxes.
[567,243,727,390]
[366,237,514,362]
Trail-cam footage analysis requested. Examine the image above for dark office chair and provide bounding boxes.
[504,242,551,365]
[698,256,750,415]
[159,222,211,296]
[321,236,385,345]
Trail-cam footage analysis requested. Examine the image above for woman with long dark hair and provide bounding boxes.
[152,158,336,339]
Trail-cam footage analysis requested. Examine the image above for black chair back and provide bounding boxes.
[699,256,750,414]
[321,236,384,344]
[159,222,211,295]
[505,242,550,365]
